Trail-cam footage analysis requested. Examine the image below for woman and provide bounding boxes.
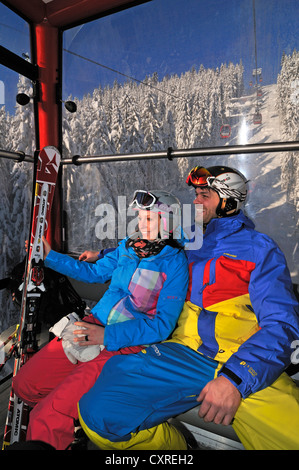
[12,190,189,450]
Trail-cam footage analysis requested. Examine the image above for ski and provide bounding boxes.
[0,324,19,378]
[2,146,61,449]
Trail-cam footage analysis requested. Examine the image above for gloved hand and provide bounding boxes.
[49,312,104,364]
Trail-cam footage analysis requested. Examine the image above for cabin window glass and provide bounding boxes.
[0,3,31,59]
[0,5,34,331]
[62,0,299,154]
[61,0,298,287]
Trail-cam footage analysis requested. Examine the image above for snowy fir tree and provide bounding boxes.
[0,75,34,330]
[276,49,299,220]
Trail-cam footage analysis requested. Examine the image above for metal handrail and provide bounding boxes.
[0,149,33,163]
[62,141,299,165]
[1,140,298,165]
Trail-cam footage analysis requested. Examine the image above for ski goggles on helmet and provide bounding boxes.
[130,190,158,209]
[186,166,212,187]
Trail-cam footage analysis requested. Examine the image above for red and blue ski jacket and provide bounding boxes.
[171,211,299,398]
[44,240,189,351]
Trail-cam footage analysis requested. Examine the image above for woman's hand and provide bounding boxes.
[73,322,105,346]
[42,235,51,259]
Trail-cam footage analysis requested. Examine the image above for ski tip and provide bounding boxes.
[40,146,61,165]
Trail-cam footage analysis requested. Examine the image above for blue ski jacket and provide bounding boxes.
[44,239,189,351]
[171,211,299,397]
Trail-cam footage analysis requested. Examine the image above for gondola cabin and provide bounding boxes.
[0,0,298,453]
[253,111,262,124]
[220,124,231,139]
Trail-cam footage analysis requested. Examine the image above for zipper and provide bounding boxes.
[199,282,209,294]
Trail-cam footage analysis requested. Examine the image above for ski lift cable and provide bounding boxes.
[63,48,190,104]
[252,0,261,111]
[253,0,258,87]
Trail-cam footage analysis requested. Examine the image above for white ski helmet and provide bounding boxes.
[129,189,181,239]
[186,165,248,217]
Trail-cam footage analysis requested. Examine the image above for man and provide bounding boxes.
[78,165,299,450]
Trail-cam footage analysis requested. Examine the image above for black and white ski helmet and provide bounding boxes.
[130,189,181,239]
[186,165,248,217]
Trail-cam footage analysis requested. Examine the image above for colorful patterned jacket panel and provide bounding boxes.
[45,240,189,351]
[171,212,299,398]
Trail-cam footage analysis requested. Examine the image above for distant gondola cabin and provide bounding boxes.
[220,124,231,138]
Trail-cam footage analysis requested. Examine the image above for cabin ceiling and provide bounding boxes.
[3,0,150,28]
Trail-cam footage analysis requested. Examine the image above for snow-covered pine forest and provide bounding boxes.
[0,52,298,331]
[276,50,299,215]
[61,61,245,253]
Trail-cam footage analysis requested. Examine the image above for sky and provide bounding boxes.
[0,0,299,113]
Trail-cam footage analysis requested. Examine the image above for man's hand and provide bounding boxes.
[197,375,241,425]
[78,250,100,262]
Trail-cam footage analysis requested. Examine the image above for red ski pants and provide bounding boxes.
[13,334,142,450]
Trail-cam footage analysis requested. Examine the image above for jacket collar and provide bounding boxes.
[204,210,255,240]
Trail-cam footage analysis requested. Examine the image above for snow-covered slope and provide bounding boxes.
[225,84,298,283]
